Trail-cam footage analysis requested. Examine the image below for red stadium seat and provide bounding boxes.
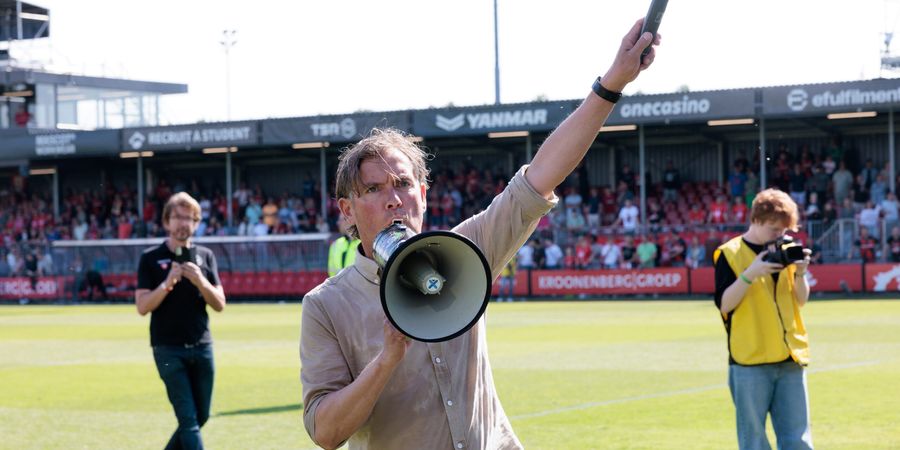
[238,272,256,296]
[254,272,271,296]
[281,272,301,295]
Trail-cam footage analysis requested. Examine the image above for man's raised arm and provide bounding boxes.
[526,19,659,199]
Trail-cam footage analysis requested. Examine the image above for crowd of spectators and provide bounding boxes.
[500,139,900,269]
[2,139,900,279]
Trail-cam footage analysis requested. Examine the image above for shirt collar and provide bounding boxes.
[352,246,381,285]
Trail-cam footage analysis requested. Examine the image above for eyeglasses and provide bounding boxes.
[171,214,200,223]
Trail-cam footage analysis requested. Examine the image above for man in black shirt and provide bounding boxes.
[135,192,226,450]
[887,226,900,263]
[662,160,680,203]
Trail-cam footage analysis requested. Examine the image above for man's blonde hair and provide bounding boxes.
[162,192,201,225]
[334,128,431,239]
[750,188,799,231]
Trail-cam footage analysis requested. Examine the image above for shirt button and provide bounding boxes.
[447,400,453,406]
[456,442,464,449]
[434,357,442,364]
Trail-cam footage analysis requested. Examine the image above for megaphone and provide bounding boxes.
[373,220,491,342]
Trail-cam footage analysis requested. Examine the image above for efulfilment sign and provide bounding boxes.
[762,79,900,116]
[122,123,258,151]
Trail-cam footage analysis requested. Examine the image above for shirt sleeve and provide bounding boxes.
[453,165,557,280]
[300,292,352,446]
[204,250,221,286]
[136,252,155,290]
[713,252,736,311]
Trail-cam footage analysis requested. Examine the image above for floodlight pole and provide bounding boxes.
[493,0,500,105]
[220,30,237,121]
[16,0,23,40]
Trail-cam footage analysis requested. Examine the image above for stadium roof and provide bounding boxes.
[1,77,899,159]
[0,68,188,95]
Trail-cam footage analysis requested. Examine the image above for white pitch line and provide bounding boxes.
[510,359,888,421]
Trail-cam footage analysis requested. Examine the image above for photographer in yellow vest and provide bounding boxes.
[328,216,360,277]
[713,188,813,450]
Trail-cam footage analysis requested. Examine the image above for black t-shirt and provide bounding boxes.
[714,238,779,311]
[889,237,900,262]
[663,169,680,189]
[137,243,221,346]
[24,253,38,272]
[621,245,636,263]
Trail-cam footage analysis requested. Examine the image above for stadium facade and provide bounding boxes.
[2,70,900,300]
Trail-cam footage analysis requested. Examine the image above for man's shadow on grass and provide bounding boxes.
[216,403,303,417]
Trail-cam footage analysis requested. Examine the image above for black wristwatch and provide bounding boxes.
[591,77,622,104]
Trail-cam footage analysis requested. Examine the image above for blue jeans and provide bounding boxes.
[729,360,813,450]
[499,276,515,300]
[153,344,215,450]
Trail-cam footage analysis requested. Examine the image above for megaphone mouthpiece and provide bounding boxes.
[398,251,446,295]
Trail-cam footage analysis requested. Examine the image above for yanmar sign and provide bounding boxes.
[413,102,574,137]
[435,109,548,132]
[531,268,688,295]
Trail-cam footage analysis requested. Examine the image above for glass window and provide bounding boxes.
[34,83,56,128]
[104,98,124,129]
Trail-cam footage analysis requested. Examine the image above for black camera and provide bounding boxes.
[174,246,196,264]
[762,236,807,265]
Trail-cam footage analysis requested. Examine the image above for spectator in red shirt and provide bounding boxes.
[563,246,577,269]
[117,212,134,239]
[601,186,618,225]
[144,197,156,222]
[574,236,592,269]
[851,226,877,262]
[730,196,749,224]
[708,195,729,225]
[687,204,706,225]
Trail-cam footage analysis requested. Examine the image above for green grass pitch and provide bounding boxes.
[1,300,898,449]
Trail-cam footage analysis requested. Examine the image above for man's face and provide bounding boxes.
[338,148,426,256]
[758,220,789,244]
[163,205,199,243]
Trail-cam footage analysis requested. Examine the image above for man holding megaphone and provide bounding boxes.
[300,18,660,450]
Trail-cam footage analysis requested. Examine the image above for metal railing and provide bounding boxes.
[49,233,332,275]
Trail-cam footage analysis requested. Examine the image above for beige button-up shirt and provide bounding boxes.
[301,166,556,449]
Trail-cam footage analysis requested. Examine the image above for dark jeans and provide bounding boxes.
[152,344,215,450]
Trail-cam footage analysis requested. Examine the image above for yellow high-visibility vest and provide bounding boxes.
[328,236,360,277]
[714,236,810,366]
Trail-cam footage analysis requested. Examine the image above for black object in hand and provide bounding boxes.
[762,237,807,266]
[174,246,196,264]
[639,0,668,61]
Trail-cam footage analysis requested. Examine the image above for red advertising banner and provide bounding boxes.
[0,277,67,299]
[805,264,863,293]
[531,268,689,295]
[690,267,715,294]
[491,272,529,297]
[863,263,900,293]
